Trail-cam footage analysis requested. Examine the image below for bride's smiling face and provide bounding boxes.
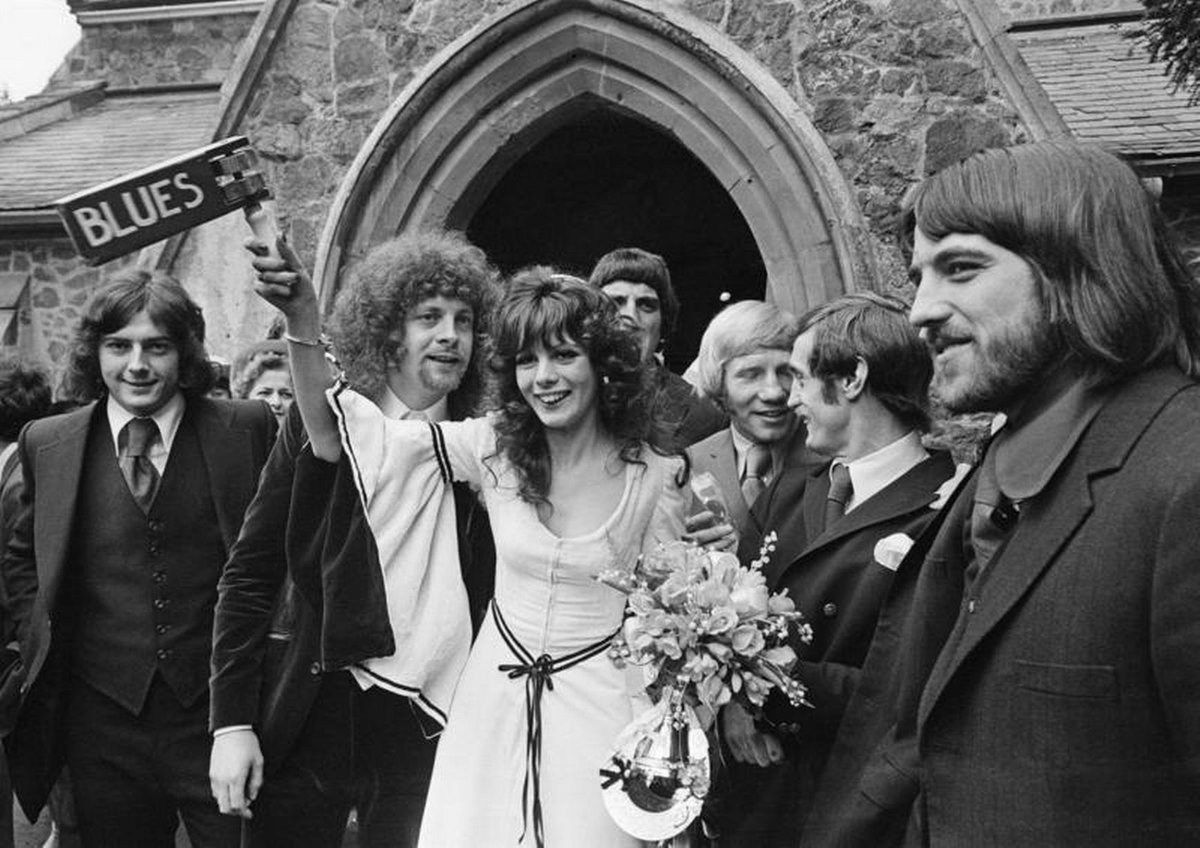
[515,334,600,432]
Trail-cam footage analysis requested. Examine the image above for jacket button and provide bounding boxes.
[309,662,321,676]
[156,624,170,634]
[968,599,977,613]
[156,649,170,659]
[822,602,838,618]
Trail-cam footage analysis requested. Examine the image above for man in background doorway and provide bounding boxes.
[588,247,726,448]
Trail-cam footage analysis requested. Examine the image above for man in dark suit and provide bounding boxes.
[588,247,726,448]
[0,358,52,848]
[687,300,811,534]
[208,231,499,847]
[806,142,1200,846]
[0,272,276,847]
[712,293,956,846]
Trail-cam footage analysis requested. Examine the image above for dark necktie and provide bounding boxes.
[824,462,853,530]
[120,417,160,513]
[741,444,772,506]
[964,448,1019,588]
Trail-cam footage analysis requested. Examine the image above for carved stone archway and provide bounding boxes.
[314,0,874,315]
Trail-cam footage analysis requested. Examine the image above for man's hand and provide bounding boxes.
[721,700,784,767]
[244,234,321,336]
[209,728,264,819]
[684,509,738,553]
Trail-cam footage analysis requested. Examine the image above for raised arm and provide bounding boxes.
[246,234,341,461]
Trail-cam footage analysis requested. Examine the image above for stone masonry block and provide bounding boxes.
[924,110,1009,173]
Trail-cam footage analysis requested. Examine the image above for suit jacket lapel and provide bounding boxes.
[706,431,747,530]
[917,370,1193,730]
[747,426,815,542]
[802,465,830,546]
[191,399,255,551]
[805,454,954,557]
[777,454,954,587]
[33,404,96,602]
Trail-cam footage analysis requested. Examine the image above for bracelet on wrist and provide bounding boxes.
[283,332,323,348]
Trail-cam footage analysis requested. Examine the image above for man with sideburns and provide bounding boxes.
[806,142,1200,846]
[2,271,275,846]
[208,230,498,847]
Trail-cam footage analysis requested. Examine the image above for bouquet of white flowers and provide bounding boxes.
[599,537,812,712]
[597,537,812,842]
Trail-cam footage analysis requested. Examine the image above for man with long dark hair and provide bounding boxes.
[208,230,499,847]
[1,271,276,846]
[806,142,1200,846]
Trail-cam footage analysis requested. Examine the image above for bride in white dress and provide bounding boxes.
[256,260,690,847]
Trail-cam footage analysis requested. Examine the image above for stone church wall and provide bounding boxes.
[241,0,1024,291]
[50,12,259,89]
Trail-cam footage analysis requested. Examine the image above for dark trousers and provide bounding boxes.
[66,675,239,848]
[247,671,439,848]
[705,739,815,847]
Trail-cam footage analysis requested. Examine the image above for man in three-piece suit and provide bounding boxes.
[805,143,1200,846]
[0,272,276,847]
[687,300,812,536]
[207,231,499,847]
[712,293,956,846]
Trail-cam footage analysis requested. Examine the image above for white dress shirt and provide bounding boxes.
[835,430,928,513]
[106,392,185,473]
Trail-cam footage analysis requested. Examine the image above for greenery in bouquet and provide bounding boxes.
[598,536,813,716]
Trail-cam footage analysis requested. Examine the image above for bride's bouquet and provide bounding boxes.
[600,537,812,712]
[596,537,812,842]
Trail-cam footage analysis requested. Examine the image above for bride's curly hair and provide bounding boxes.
[486,267,679,506]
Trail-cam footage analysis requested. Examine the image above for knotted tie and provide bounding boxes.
[824,462,853,531]
[120,417,160,513]
[741,443,772,506]
[964,447,1019,589]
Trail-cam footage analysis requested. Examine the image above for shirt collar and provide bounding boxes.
[837,430,929,510]
[106,391,185,455]
[376,385,449,422]
[991,373,1107,502]
[729,423,789,479]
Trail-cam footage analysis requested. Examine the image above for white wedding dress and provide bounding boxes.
[332,389,687,847]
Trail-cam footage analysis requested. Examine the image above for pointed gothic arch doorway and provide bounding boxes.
[315,0,873,366]
[465,109,765,370]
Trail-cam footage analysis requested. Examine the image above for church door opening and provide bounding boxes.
[466,108,766,372]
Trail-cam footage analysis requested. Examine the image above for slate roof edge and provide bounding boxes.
[1008,9,1141,33]
[0,82,108,145]
[104,82,223,97]
[1127,154,1200,177]
[0,209,67,236]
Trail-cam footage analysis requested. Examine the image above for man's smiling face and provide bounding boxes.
[391,296,474,408]
[908,228,1054,414]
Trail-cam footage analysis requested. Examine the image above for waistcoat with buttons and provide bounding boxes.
[67,410,225,714]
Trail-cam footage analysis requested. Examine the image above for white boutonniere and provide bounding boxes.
[930,463,973,511]
[873,532,914,571]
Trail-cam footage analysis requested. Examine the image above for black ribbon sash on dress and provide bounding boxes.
[492,600,617,848]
